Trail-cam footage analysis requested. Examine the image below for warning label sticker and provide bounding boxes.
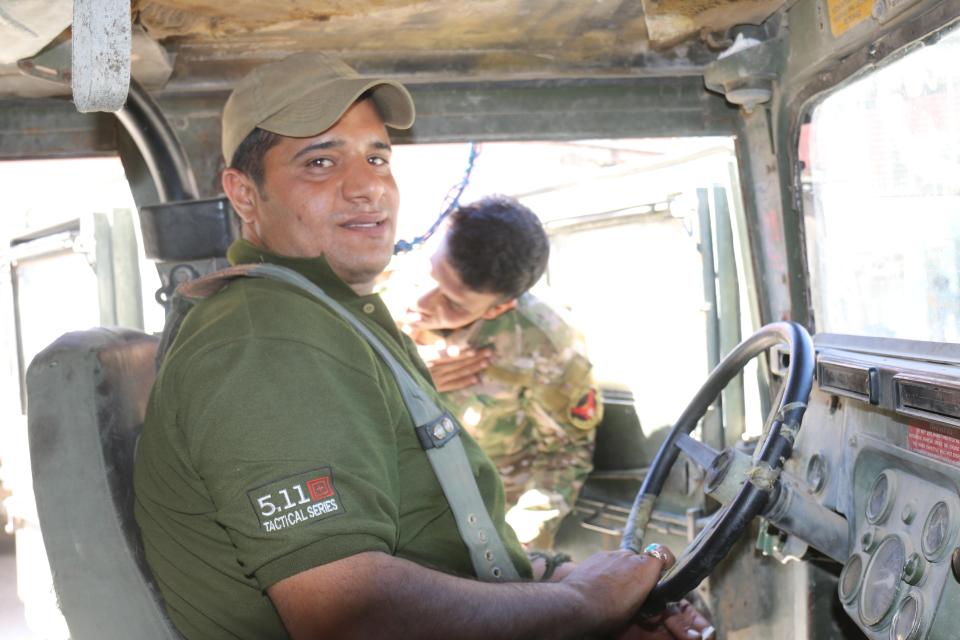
[907,421,960,465]
[827,0,873,37]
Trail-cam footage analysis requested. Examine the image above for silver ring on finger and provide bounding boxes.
[645,548,668,563]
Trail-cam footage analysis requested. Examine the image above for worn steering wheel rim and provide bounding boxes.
[621,321,815,609]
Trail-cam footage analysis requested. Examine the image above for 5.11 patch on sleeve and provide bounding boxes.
[247,467,345,534]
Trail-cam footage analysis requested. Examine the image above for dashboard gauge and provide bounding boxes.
[839,554,864,603]
[860,535,906,627]
[891,593,922,640]
[922,501,951,560]
[806,454,827,493]
[866,471,895,524]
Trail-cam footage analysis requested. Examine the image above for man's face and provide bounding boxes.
[236,99,399,293]
[410,239,508,332]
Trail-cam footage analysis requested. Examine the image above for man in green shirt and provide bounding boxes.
[134,52,711,640]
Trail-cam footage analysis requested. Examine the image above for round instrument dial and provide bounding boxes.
[806,454,827,493]
[891,593,922,640]
[922,501,951,560]
[860,535,906,627]
[866,471,895,524]
[839,553,864,603]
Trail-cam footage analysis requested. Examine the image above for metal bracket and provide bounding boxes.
[704,35,786,112]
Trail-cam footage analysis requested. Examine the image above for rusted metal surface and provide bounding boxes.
[127,0,781,84]
[642,0,783,46]
[135,0,439,39]
[149,0,661,84]
[0,0,795,96]
[132,0,784,54]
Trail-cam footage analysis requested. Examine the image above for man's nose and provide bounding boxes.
[342,159,386,202]
[415,288,439,315]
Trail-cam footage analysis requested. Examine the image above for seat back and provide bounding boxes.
[592,386,649,471]
[26,327,181,639]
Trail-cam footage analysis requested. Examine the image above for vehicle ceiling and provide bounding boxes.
[0,0,785,99]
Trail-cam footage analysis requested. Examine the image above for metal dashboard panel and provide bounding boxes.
[783,334,960,640]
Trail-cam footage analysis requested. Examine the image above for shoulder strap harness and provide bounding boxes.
[157,263,520,582]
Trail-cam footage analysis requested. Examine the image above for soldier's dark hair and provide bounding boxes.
[446,195,550,301]
[229,127,282,190]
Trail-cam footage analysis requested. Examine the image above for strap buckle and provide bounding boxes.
[415,413,460,449]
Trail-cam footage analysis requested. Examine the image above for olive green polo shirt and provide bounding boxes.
[134,240,530,640]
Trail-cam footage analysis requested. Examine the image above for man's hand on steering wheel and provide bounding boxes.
[542,544,713,639]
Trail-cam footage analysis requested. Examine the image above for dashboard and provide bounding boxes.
[783,334,960,640]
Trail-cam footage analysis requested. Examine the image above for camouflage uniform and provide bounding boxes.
[421,293,602,549]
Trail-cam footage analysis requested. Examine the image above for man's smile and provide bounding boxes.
[340,216,391,238]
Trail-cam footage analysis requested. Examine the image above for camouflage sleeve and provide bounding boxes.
[511,353,603,547]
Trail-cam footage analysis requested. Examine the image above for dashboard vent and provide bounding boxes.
[818,358,879,404]
[895,375,960,428]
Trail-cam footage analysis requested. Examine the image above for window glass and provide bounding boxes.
[803,25,960,341]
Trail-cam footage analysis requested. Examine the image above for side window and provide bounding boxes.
[10,226,101,413]
[388,139,755,439]
[1,159,164,414]
[802,25,960,341]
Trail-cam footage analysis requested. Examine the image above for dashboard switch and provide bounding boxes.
[902,552,925,585]
[901,503,916,525]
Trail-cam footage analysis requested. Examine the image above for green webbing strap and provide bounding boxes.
[158,263,520,582]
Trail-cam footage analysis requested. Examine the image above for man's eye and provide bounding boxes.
[307,157,334,168]
[369,156,388,166]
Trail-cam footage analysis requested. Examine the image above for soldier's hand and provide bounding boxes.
[557,545,675,636]
[622,599,714,639]
[423,347,493,392]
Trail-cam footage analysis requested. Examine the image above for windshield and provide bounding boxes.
[803,24,960,341]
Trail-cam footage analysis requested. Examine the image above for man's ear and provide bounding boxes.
[482,299,517,320]
[222,168,260,225]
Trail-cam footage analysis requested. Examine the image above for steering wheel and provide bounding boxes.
[621,321,815,609]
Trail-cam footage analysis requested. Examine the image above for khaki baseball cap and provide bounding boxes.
[221,52,415,164]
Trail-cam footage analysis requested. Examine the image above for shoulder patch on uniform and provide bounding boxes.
[247,467,345,534]
[571,389,598,421]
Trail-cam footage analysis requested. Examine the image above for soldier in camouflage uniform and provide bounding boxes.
[407,195,603,549]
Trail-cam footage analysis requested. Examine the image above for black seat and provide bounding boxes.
[26,327,181,639]
[592,385,649,471]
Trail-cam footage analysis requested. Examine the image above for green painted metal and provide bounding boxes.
[697,187,724,452]
[395,77,739,143]
[111,209,145,331]
[726,159,772,420]
[713,185,746,447]
[93,213,117,327]
[0,78,739,172]
[0,99,116,160]
[731,109,792,325]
